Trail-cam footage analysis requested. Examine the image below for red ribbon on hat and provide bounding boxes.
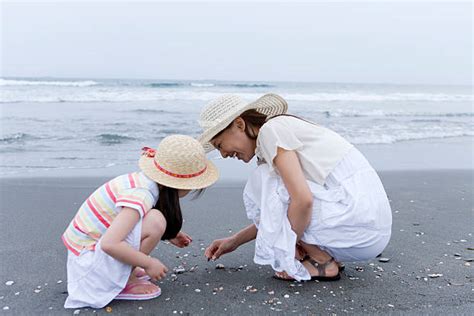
[141,146,207,179]
[141,147,156,158]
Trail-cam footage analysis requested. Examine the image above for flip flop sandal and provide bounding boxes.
[135,267,151,281]
[115,281,161,301]
[273,257,341,282]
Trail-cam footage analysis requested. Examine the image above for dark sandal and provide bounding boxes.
[300,255,345,272]
[305,257,341,281]
[273,257,341,282]
[338,262,345,272]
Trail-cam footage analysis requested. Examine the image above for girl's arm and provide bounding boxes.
[273,147,313,240]
[100,207,167,279]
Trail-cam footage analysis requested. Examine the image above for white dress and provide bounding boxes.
[64,219,142,309]
[243,147,392,281]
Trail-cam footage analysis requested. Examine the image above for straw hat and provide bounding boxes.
[197,93,288,152]
[139,135,219,190]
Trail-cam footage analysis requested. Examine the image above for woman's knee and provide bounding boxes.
[141,209,166,241]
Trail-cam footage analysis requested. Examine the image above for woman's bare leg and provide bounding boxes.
[276,241,339,279]
[298,241,339,276]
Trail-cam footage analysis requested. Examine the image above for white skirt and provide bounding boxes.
[64,219,142,309]
[243,147,392,281]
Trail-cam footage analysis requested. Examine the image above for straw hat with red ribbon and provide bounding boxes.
[139,135,219,190]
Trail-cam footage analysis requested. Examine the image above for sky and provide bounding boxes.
[1,1,472,85]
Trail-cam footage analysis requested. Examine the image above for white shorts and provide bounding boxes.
[64,219,142,309]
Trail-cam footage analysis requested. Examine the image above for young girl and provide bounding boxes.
[200,94,392,282]
[62,135,218,308]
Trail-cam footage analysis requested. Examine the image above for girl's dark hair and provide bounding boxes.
[155,186,205,240]
[155,186,182,240]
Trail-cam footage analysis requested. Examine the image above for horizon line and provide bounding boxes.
[1,76,472,88]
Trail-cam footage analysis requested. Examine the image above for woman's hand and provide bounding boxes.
[143,257,168,282]
[204,237,238,261]
[169,231,192,248]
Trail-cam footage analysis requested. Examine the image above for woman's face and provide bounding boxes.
[210,118,256,163]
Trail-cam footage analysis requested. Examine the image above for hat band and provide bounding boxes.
[153,160,207,179]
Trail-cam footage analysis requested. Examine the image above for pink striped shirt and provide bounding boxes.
[62,172,158,256]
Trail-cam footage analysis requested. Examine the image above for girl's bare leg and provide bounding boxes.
[139,209,164,255]
[127,210,165,294]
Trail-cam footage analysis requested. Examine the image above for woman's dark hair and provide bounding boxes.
[213,109,268,140]
[212,109,314,141]
[155,186,182,240]
[154,186,204,240]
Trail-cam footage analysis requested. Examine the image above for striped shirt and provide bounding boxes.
[62,172,159,256]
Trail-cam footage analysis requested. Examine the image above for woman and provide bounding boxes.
[199,94,392,281]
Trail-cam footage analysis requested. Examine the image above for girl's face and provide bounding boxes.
[210,118,256,163]
[178,189,191,198]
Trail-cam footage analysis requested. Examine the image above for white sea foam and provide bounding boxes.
[190,83,215,87]
[348,129,474,144]
[1,89,472,103]
[319,109,473,118]
[0,79,99,87]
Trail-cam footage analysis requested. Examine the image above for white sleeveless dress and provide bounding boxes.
[243,147,392,281]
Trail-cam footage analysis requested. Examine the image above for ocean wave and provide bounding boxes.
[0,79,99,87]
[53,157,80,160]
[0,133,39,143]
[348,130,474,144]
[95,133,136,145]
[321,110,473,118]
[190,83,215,87]
[130,109,182,114]
[224,83,274,88]
[286,92,473,102]
[149,82,183,88]
[1,90,472,103]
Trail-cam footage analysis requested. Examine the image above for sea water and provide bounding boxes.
[0,78,472,176]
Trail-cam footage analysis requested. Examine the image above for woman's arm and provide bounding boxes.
[205,224,257,260]
[273,147,313,240]
[101,207,166,273]
[232,223,258,246]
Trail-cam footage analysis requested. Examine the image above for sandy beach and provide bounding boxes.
[0,169,472,315]
[2,1,472,314]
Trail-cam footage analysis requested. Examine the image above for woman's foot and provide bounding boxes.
[336,261,345,271]
[274,256,340,281]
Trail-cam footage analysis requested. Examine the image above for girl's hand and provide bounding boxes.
[169,231,193,248]
[144,257,168,281]
[205,237,238,261]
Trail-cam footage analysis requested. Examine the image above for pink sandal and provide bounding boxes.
[115,280,161,301]
[135,267,151,281]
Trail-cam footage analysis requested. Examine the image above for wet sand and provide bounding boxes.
[0,170,473,314]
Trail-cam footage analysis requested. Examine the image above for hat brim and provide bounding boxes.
[198,93,288,153]
[139,155,219,190]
